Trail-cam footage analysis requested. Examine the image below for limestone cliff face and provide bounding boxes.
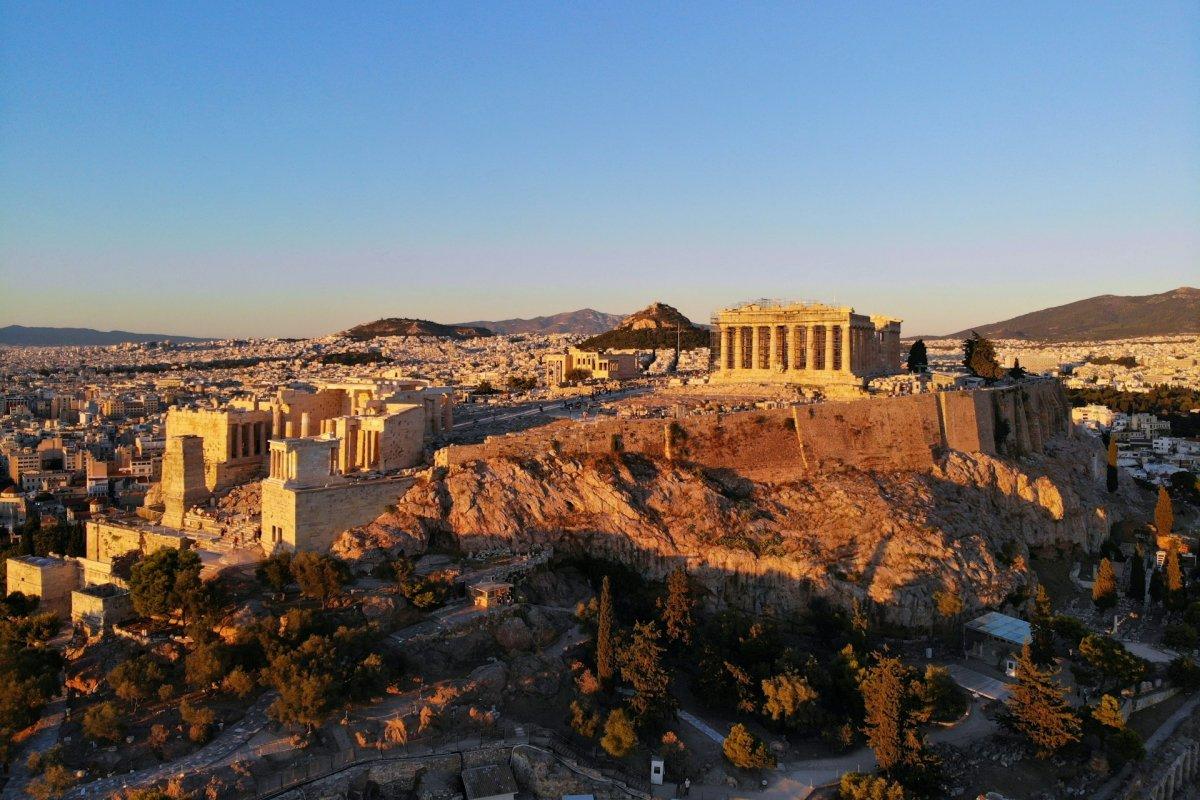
[367,433,1146,627]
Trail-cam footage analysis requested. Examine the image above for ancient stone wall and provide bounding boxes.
[5,556,79,617]
[436,381,1070,482]
[85,519,190,564]
[263,476,415,553]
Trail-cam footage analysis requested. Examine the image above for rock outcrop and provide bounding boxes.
[384,432,1146,627]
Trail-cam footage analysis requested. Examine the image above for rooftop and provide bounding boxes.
[964,611,1031,646]
[461,764,518,800]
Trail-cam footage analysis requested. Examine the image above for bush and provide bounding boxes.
[569,700,600,739]
[1168,656,1200,689]
[82,701,125,742]
[913,664,968,723]
[600,708,636,758]
[1105,727,1145,767]
[722,723,776,769]
[181,698,217,743]
[25,764,78,800]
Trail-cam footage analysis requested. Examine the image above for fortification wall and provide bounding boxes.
[436,381,1070,481]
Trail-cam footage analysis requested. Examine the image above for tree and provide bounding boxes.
[384,717,408,747]
[181,697,216,743]
[1079,635,1147,692]
[107,655,166,704]
[861,656,909,772]
[1092,558,1118,610]
[906,340,928,374]
[1091,694,1125,730]
[620,621,673,724]
[933,589,963,642]
[596,576,615,684]
[185,638,227,688]
[128,547,203,618]
[1008,359,1027,381]
[222,666,257,699]
[1127,544,1147,603]
[963,332,1003,381]
[722,723,776,769]
[1004,645,1080,757]
[290,552,346,608]
[255,552,293,596]
[1106,437,1119,493]
[25,764,78,800]
[82,701,125,742]
[838,772,906,800]
[1163,622,1198,651]
[658,567,696,645]
[912,665,967,724]
[600,708,636,758]
[761,672,819,728]
[1155,486,1174,535]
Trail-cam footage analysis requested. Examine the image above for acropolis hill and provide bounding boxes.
[351,380,1147,626]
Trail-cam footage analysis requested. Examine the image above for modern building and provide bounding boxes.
[963,611,1031,677]
[709,300,902,388]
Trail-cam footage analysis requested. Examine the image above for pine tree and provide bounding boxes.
[861,656,909,773]
[722,723,776,769]
[1127,544,1146,603]
[1030,586,1056,665]
[619,621,674,724]
[963,332,1003,380]
[1155,486,1174,535]
[1004,644,1080,757]
[1106,437,1118,493]
[596,575,615,684]
[1092,558,1118,610]
[658,567,696,645]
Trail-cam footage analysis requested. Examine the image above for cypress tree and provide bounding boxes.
[1106,438,1118,493]
[620,621,673,724]
[658,567,696,645]
[1127,544,1146,603]
[861,656,909,773]
[596,575,614,683]
[1155,486,1174,535]
[1004,644,1080,757]
[906,339,928,373]
[1092,558,1118,610]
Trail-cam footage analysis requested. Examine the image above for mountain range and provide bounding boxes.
[937,287,1199,342]
[0,325,211,346]
[455,308,624,336]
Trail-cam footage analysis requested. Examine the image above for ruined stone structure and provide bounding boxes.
[154,376,451,537]
[543,348,638,385]
[709,300,902,388]
[261,436,413,552]
[5,555,79,617]
[71,583,134,635]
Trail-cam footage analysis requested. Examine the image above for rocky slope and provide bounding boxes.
[578,301,709,351]
[335,432,1147,627]
[340,318,493,341]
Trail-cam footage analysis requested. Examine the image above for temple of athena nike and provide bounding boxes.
[709,300,902,388]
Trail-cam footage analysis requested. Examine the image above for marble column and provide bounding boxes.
[842,324,853,374]
[300,412,311,438]
[272,407,283,439]
[806,326,817,372]
[768,326,778,370]
[825,325,836,372]
[751,326,761,370]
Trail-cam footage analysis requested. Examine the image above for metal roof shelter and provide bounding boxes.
[964,611,1031,646]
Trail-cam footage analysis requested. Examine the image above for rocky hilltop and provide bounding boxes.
[578,301,709,351]
[340,318,493,341]
[337,417,1146,628]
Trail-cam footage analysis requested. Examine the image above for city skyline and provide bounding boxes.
[2,2,1198,338]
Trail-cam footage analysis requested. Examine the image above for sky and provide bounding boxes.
[1,1,1198,338]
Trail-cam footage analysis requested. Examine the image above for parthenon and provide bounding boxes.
[709,300,902,387]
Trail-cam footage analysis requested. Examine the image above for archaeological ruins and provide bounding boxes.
[709,300,903,388]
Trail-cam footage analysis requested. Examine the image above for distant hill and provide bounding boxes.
[0,325,211,346]
[578,302,710,351]
[456,308,625,336]
[341,318,493,341]
[938,287,1200,342]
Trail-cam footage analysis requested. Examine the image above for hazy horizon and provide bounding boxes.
[3,2,1198,338]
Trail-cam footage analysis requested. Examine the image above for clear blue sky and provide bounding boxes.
[2,1,1197,338]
